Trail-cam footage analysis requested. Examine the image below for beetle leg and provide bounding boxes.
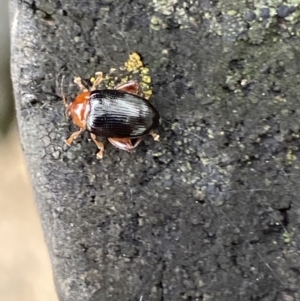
[108,137,142,152]
[90,133,105,159]
[91,72,103,90]
[74,77,89,92]
[115,81,144,97]
[150,132,160,141]
[65,128,85,146]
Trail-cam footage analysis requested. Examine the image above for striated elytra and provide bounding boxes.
[87,89,160,138]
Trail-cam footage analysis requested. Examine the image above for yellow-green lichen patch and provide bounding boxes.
[124,52,144,72]
[90,52,153,99]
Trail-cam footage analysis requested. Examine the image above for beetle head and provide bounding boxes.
[68,92,91,129]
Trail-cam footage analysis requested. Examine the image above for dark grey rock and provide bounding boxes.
[244,10,256,22]
[260,7,270,19]
[277,5,296,18]
[11,0,300,300]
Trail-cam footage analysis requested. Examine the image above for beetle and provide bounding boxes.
[62,72,160,159]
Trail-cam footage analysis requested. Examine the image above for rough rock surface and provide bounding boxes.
[11,0,300,300]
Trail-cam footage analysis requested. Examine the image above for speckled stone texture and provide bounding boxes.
[11,0,300,300]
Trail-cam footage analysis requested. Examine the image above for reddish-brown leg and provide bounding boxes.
[65,128,85,146]
[91,72,103,91]
[74,76,88,92]
[150,132,160,141]
[107,137,142,152]
[115,80,144,97]
[90,133,105,159]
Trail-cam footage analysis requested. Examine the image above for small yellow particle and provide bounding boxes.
[144,90,152,99]
[227,10,237,16]
[141,68,150,74]
[120,76,130,84]
[142,75,152,84]
[124,52,144,72]
[140,82,150,90]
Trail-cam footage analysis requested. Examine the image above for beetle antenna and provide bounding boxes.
[61,75,70,118]
[61,75,68,108]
